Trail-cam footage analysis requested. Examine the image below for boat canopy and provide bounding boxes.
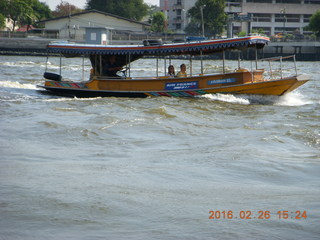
[47,36,269,57]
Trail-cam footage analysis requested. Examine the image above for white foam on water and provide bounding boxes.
[0,80,37,90]
[43,96,102,102]
[275,91,313,106]
[201,93,250,105]
[202,91,313,106]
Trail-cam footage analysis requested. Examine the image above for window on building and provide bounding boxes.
[276,0,301,3]
[304,0,320,3]
[177,0,182,5]
[304,14,312,23]
[176,23,181,30]
[275,14,300,22]
[252,13,271,22]
[226,0,242,7]
[247,0,272,3]
[176,9,182,16]
[275,27,297,34]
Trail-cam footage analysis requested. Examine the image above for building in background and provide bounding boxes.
[38,10,150,41]
[160,0,320,37]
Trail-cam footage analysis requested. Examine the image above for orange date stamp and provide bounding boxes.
[208,210,307,220]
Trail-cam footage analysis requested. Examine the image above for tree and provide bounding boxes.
[305,10,320,37]
[52,1,82,18]
[187,0,227,38]
[0,14,5,29]
[0,0,51,31]
[86,0,148,21]
[20,0,52,30]
[151,12,166,33]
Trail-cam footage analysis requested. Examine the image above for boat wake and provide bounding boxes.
[201,91,312,106]
[0,80,38,90]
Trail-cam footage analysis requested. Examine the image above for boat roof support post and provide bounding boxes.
[59,55,62,76]
[164,57,167,77]
[45,56,49,72]
[128,54,131,78]
[82,55,85,80]
[238,51,241,69]
[269,60,273,80]
[189,55,193,76]
[280,56,283,79]
[255,47,258,70]
[222,50,225,74]
[99,55,102,76]
[293,55,297,76]
[156,57,159,78]
[200,50,203,75]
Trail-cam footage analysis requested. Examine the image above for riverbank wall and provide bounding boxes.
[0,38,319,61]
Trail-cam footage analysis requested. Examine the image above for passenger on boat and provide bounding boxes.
[167,65,175,77]
[176,64,187,78]
[103,55,122,77]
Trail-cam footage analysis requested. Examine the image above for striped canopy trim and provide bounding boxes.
[47,36,269,55]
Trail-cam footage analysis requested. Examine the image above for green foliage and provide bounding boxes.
[187,0,227,38]
[184,20,201,36]
[0,14,5,29]
[151,12,165,33]
[305,10,320,36]
[252,28,265,35]
[0,0,52,31]
[86,0,148,21]
[237,31,246,37]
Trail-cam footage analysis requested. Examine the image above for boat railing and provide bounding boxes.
[258,55,297,80]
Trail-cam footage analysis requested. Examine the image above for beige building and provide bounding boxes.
[160,0,320,36]
[39,10,150,41]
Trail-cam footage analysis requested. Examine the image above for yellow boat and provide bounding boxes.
[38,36,308,98]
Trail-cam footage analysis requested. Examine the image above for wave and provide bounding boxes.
[42,96,102,102]
[201,93,250,105]
[201,91,312,106]
[0,80,37,90]
[276,91,313,106]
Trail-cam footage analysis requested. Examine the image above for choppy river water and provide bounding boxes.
[0,55,319,239]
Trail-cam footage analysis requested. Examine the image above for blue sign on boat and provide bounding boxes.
[165,81,198,90]
[207,78,236,85]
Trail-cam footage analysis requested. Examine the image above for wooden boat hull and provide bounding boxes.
[38,72,308,98]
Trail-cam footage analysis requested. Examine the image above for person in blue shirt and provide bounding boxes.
[103,55,122,77]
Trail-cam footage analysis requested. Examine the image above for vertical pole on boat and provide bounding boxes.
[238,51,241,69]
[127,53,131,77]
[45,56,48,72]
[156,57,159,77]
[189,55,192,76]
[200,50,203,75]
[269,60,273,80]
[255,47,258,70]
[222,50,225,74]
[164,57,167,77]
[293,55,297,76]
[82,55,85,80]
[94,55,97,75]
[59,55,62,76]
[280,56,283,79]
[99,55,102,75]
